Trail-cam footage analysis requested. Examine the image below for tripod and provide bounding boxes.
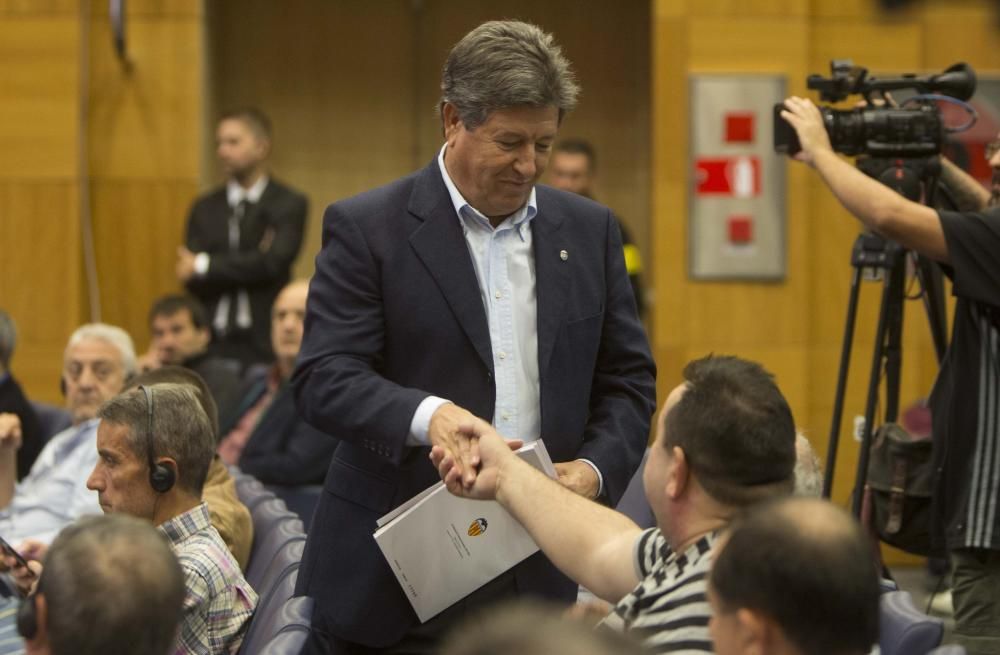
[822,156,950,517]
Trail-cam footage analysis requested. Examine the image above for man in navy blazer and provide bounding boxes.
[292,20,656,653]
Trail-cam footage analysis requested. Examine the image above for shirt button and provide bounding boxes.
[498,351,506,360]
[502,413,510,421]
[495,290,502,299]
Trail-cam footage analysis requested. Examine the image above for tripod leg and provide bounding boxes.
[851,253,906,518]
[825,265,864,499]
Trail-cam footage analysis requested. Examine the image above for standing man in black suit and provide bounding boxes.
[177,108,308,370]
[292,20,657,654]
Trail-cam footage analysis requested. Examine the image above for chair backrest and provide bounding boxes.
[927,646,967,655]
[258,624,309,655]
[248,533,306,593]
[615,449,655,529]
[880,590,944,655]
[30,401,72,441]
[240,595,312,655]
[238,565,301,655]
[267,484,322,531]
[236,476,278,511]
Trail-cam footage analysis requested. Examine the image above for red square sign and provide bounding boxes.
[728,215,754,244]
[725,112,755,144]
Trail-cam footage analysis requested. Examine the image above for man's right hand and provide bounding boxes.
[427,404,484,489]
[430,418,522,499]
[0,414,22,451]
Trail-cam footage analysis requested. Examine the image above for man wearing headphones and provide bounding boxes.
[15,514,185,655]
[9,383,257,655]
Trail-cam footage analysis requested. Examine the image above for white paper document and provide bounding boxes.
[374,441,557,622]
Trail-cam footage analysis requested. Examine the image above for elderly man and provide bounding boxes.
[782,96,1000,655]
[218,279,337,486]
[18,514,185,655]
[434,355,796,653]
[0,324,134,546]
[707,497,880,655]
[293,19,656,653]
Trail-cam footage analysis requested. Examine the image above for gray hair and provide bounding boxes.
[42,514,185,655]
[0,309,15,369]
[439,20,580,130]
[794,432,824,498]
[66,323,137,377]
[97,383,215,495]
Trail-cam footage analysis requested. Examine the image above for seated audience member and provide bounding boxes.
[440,600,645,655]
[0,324,133,545]
[18,514,185,655]
[708,497,880,655]
[1,383,259,655]
[138,295,241,414]
[126,366,253,570]
[0,310,43,480]
[218,280,337,485]
[433,355,797,653]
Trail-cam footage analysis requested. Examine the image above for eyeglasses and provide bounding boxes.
[986,140,1000,160]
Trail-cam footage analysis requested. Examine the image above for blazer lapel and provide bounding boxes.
[408,163,494,374]
[533,209,569,378]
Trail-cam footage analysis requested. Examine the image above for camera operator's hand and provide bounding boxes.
[781,97,833,167]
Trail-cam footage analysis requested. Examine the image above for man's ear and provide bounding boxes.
[25,594,48,654]
[665,446,689,499]
[735,607,775,655]
[441,102,463,144]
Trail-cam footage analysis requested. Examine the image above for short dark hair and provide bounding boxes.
[553,138,596,170]
[710,497,881,655]
[97,384,215,495]
[664,355,796,507]
[440,20,579,130]
[41,514,185,655]
[440,600,644,655]
[148,294,209,331]
[125,366,220,442]
[218,107,272,141]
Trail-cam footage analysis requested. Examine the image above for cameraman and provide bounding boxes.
[782,96,1000,655]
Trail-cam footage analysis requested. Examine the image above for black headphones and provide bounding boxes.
[139,385,176,494]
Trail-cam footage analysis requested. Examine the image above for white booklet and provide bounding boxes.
[374,441,557,622]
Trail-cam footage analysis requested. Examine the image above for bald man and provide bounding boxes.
[708,497,880,655]
[217,280,337,485]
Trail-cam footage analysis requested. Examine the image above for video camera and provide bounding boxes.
[774,60,976,158]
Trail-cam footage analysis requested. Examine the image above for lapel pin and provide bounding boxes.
[559,250,569,261]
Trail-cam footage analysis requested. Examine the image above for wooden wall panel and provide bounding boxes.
[87,4,204,348]
[0,183,82,403]
[206,0,416,282]
[0,17,79,179]
[0,5,82,404]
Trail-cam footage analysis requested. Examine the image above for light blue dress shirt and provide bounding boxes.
[0,419,102,545]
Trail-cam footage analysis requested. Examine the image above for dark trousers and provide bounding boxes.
[951,547,1000,655]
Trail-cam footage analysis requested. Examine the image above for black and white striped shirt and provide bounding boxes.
[603,528,717,653]
[932,209,1000,551]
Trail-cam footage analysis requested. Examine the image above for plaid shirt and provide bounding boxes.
[160,503,258,655]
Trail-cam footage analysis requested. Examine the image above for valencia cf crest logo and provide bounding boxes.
[468,518,488,537]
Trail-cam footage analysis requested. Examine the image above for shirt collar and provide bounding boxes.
[158,502,212,546]
[226,175,269,207]
[437,145,536,238]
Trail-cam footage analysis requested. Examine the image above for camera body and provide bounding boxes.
[774,60,975,158]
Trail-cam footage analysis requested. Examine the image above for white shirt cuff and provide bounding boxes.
[194,252,210,276]
[407,396,451,446]
[577,458,605,497]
